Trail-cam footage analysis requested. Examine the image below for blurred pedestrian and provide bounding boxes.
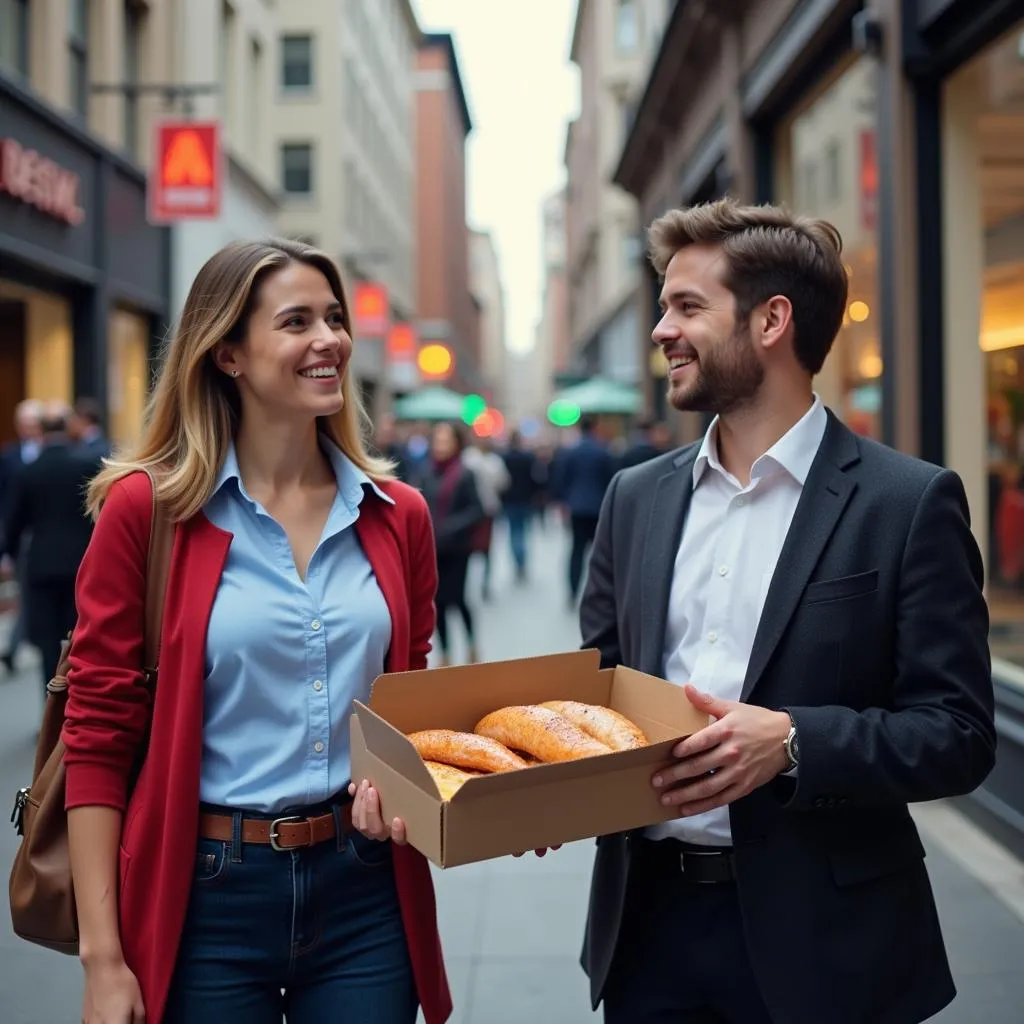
[2,401,100,693]
[419,422,484,664]
[373,413,412,483]
[555,415,615,607]
[62,238,450,1024]
[462,435,509,600]
[501,430,538,581]
[68,396,112,461]
[0,398,43,674]
[618,417,673,469]
[578,198,995,1024]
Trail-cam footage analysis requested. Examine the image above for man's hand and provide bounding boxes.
[512,845,562,859]
[652,685,791,817]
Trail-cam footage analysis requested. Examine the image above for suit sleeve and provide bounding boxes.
[407,493,439,671]
[579,472,623,669]
[783,469,996,810]
[63,477,153,811]
[1,466,28,560]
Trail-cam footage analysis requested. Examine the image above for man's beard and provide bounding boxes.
[667,323,764,415]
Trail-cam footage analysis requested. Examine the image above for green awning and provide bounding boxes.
[392,386,467,421]
[550,376,641,416]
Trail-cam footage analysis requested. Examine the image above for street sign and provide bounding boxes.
[148,120,222,223]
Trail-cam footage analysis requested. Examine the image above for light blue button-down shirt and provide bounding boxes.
[200,438,394,813]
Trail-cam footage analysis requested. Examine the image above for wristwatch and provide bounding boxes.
[783,718,800,773]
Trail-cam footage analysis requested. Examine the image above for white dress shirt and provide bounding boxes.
[646,396,828,846]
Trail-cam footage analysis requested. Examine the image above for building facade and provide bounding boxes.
[469,229,507,411]
[273,0,420,417]
[616,0,1024,846]
[415,32,481,392]
[563,0,672,387]
[0,0,170,449]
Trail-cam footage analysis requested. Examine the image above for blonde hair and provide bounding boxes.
[88,237,393,521]
[648,198,848,375]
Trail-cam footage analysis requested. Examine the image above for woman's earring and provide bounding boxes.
[230,370,239,378]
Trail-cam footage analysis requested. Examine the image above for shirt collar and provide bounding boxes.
[693,394,827,488]
[213,436,395,508]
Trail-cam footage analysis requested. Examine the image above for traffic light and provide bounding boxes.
[547,399,581,427]
[473,408,505,437]
[461,393,487,425]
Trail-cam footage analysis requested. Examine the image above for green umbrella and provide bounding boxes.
[551,376,641,415]
[393,385,467,421]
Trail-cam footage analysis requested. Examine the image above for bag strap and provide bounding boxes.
[141,469,173,676]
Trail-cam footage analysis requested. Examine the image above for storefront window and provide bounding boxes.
[946,22,1024,671]
[774,57,882,439]
[107,308,149,449]
[0,281,73,437]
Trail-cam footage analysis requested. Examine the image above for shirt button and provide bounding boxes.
[314,741,324,753]
[718,565,729,577]
[735,497,746,508]
[313,680,323,692]
[707,630,718,644]
[311,619,322,631]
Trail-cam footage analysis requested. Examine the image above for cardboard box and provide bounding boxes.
[349,649,710,867]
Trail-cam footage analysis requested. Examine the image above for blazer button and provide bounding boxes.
[814,797,826,809]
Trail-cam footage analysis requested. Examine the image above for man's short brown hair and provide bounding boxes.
[648,198,849,375]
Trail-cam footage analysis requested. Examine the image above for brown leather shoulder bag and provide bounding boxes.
[8,470,173,954]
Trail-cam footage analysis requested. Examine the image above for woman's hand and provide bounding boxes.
[81,956,146,1023]
[347,779,407,844]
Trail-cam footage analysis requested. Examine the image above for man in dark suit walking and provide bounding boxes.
[68,395,112,461]
[579,199,995,1024]
[3,402,102,693]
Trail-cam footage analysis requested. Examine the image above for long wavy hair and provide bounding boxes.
[87,237,393,521]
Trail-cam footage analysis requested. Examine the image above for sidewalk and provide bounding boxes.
[1,518,1023,1021]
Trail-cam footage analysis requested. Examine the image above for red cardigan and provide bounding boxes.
[63,470,452,1024]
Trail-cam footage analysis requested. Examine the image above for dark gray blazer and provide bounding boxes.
[579,410,995,1024]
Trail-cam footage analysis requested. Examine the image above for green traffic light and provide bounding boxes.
[461,393,487,425]
[547,400,581,427]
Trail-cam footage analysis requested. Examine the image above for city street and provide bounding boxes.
[0,519,1023,1021]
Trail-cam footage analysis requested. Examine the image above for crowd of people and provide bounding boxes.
[370,412,674,663]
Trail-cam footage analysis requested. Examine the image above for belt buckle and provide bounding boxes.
[269,815,305,852]
[679,848,723,884]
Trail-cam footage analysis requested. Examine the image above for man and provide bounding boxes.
[619,417,673,470]
[579,199,995,1024]
[555,415,615,607]
[501,430,539,581]
[0,399,43,674]
[462,435,510,601]
[67,396,111,461]
[3,402,102,693]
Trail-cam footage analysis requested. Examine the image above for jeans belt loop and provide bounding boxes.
[230,810,243,863]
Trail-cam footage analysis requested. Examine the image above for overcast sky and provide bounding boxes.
[412,0,579,353]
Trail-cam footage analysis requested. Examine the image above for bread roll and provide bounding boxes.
[424,760,481,801]
[538,700,647,751]
[474,705,612,762]
[407,728,529,773]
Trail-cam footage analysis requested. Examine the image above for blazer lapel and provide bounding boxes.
[640,448,697,677]
[740,413,861,701]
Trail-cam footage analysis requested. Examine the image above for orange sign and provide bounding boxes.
[148,121,222,223]
[353,282,389,336]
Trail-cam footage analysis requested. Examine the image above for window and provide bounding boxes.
[281,143,313,195]
[220,2,235,130]
[0,0,30,78]
[68,0,90,118]
[281,34,312,90]
[775,58,881,442]
[615,0,639,53]
[248,37,263,159]
[123,1,143,158]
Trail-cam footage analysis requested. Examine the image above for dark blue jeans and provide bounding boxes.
[504,503,531,574]
[163,809,417,1023]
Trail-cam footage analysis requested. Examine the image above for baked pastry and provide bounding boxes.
[407,728,529,773]
[423,760,481,800]
[474,705,612,762]
[538,700,647,751]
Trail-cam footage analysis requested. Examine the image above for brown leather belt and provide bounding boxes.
[198,803,354,852]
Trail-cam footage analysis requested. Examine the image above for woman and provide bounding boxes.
[418,422,484,665]
[63,239,451,1024]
